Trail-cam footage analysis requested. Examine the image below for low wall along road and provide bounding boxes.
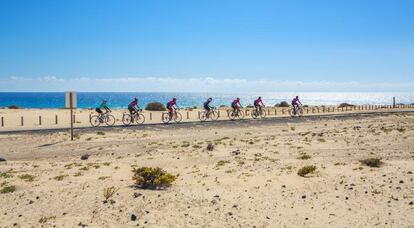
[0,104,414,132]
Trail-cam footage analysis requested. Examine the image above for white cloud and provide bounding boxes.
[3,76,414,92]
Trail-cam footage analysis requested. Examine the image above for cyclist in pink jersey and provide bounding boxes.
[232,98,242,112]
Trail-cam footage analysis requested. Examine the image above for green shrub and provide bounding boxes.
[53,174,68,181]
[297,165,317,177]
[338,103,355,108]
[145,102,166,111]
[275,101,289,107]
[297,154,311,160]
[0,185,16,194]
[216,160,230,167]
[39,216,56,224]
[359,158,383,168]
[132,167,176,189]
[8,105,20,109]
[0,169,14,178]
[18,174,35,182]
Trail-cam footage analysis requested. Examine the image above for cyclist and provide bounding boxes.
[128,98,141,115]
[254,96,265,114]
[291,96,302,114]
[231,98,242,114]
[166,97,178,120]
[96,100,111,122]
[203,97,213,118]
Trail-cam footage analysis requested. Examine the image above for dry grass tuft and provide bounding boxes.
[297,165,317,177]
[359,158,383,168]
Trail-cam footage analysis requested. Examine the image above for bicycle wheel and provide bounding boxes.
[162,113,170,124]
[105,114,116,126]
[229,110,236,120]
[297,108,304,117]
[136,113,145,124]
[237,110,244,119]
[90,115,101,127]
[260,109,267,118]
[210,110,219,121]
[174,112,182,123]
[289,108,296,117]
[122,114,133,126]
[199,111,207,121]
[251,110,258,119]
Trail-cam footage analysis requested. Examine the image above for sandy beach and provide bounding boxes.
[0,111,413,227]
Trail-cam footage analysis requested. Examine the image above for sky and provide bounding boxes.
[0,0,413,92]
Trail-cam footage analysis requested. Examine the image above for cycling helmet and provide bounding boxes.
[102,100,107,104]
[208,97,212,100]
[134,97,138,102]
[258,96,262,99]
[296,96,299,99]
[173,97,177,101]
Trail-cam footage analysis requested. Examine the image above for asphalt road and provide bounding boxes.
[1,110,413,136]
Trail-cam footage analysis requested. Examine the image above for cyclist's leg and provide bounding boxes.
[206,106,211,117]
[128,106,135,115]
[168,107,172,119]
[96,108,103,121]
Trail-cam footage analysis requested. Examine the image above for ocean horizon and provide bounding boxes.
[0,92,413,109]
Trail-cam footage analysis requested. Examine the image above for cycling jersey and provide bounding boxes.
[129,100,138,108]
[204,100,212,107]
[167,100,176,109]
[292,98,300,106]
[98,103,109,110]
[254,99,262,106]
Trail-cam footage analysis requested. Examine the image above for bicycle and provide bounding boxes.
[229,109,244,120]
[199,107,219,121]
[162,109,182,124]
[122,109,145,126]
[289,105,304,117]
[251,106,267,119]
[90,111,116,127]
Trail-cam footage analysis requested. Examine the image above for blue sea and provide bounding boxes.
[0,92,413,109]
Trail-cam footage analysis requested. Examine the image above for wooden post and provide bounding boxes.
[73,114,76,123]
[268,109,270,116]
[149,112,152,121]
[218,110,220,118]
[1,117,3,127]
[69,92,74,141]
[393,97,396,108]
[186,111,189,120]
[39,116,42,125]
[275,109,277,115]
[55,115,58,124]
[21,116,24,126]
